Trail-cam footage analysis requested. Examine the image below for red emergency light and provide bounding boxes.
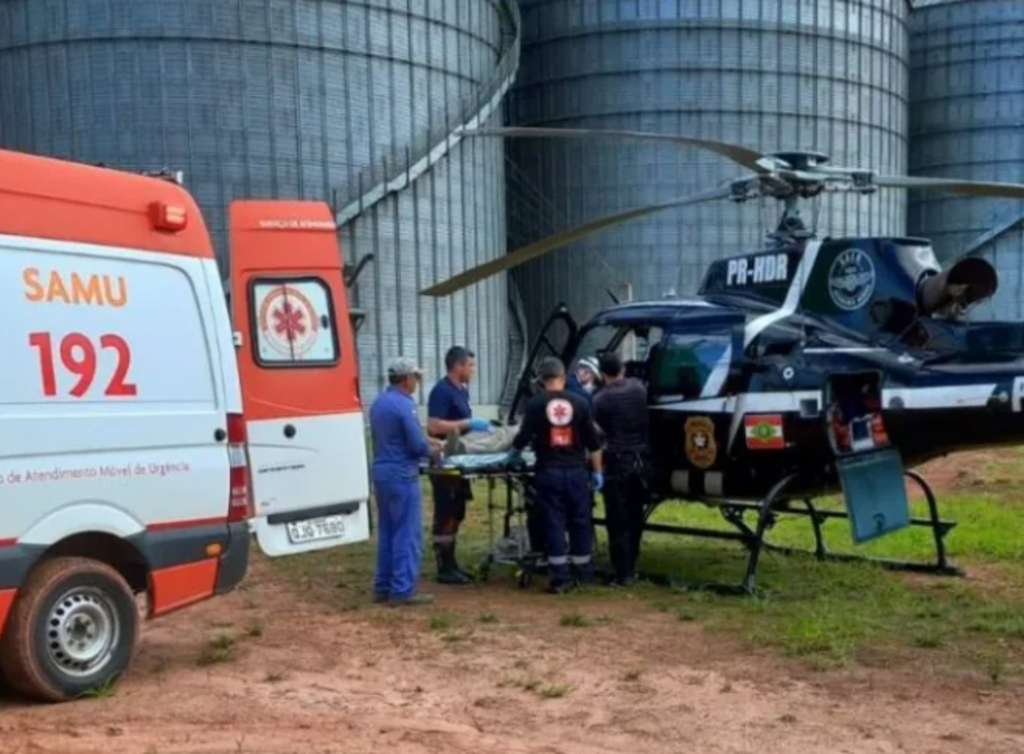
[149,201,188,232]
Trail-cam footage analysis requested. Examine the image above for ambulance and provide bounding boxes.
[0,149,371,702]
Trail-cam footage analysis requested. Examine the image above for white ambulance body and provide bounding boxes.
[0,149,369,702]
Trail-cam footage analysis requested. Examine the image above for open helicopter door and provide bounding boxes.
[508,304,579,420]
[824,372,910,544]
[229,201,371,557]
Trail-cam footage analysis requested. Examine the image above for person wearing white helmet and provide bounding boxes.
[567,356,602,404]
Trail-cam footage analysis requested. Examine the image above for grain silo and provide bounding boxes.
[909,0,1024,320]
[507,0,910,340]
[0,0,521,408]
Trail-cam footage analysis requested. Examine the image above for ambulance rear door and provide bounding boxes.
[228,201,370,557]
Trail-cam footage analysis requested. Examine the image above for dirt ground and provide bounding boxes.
[2,454,1023,754]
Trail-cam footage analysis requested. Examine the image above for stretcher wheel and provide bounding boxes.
[518,569,533,589]
[478,561,491,583]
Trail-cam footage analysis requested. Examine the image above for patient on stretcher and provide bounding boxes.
[435,423,535,471]
[442,422,518,456]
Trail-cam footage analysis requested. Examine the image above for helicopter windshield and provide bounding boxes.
[648,332,731,401]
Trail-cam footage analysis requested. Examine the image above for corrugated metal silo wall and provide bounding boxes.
[508,0,909,341]
[909,0,1024,321]
[0,0,510,408]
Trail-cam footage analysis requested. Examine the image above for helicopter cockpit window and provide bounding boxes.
[648,332,731,402]
[573,324,664,381]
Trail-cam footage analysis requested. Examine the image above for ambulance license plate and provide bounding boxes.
[286,515,347,544]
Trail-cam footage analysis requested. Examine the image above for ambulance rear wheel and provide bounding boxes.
[0,557,138,703]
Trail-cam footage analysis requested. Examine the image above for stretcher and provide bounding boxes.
[422,451,544,587]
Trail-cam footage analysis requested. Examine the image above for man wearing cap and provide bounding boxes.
[427,346,491,584]
[369,357,442,607]
[511,357,603,594]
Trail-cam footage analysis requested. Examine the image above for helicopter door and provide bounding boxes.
[824,372,910,544]
[508,304,579,420]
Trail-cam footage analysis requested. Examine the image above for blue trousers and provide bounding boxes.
[535,466,593,587]
[372,476,423,599]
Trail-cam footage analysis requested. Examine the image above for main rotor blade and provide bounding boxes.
[460,127,769,174]
[421,184,733,297]
[874,175,1024,199]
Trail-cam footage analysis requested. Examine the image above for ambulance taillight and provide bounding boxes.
[227,413,253,523]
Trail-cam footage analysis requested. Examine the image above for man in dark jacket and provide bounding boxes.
[592,352,650,586]
[512,357,603,593]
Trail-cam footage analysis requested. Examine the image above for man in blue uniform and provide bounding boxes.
[427,346,492,584]
[370,357,441,607]
[512,357,603,594]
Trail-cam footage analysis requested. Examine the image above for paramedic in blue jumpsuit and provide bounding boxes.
[427,346,492,584]
[511,357,603,594]
[370,357,442,607]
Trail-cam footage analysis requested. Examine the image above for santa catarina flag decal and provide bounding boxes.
[745,414,785,450]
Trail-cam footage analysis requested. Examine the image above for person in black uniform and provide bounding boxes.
[592,351,651,586]
[511,357,603,594]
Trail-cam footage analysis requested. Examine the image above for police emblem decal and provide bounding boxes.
[828,248,876,311]
[685,416,717,469]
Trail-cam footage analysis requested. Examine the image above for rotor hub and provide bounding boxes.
[770,151,831,171]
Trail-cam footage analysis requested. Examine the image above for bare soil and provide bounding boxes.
[914,449,1024,497]
[0,562,1021,754]
[1,450,1023,754]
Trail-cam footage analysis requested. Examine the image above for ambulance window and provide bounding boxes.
[648,332,730,401]
[250,278,339,366]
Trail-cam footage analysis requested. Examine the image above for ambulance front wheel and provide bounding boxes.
[0,557,139,703]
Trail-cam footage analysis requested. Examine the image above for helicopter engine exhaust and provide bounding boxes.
[917,257,998,317]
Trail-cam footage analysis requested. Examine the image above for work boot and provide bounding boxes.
[372,593,389,605]
[389,593,436,607]
[435,545,472,585]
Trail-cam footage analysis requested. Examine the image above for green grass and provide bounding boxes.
[267,467,1024,684]
[538,682,573,699]
[559,612,591,628]
[198,635,238,666]
[630,489,1024,675]
[79,676,119,700]
[429,613,454,632]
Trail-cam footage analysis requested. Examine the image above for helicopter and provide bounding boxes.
[419,127,1024,593]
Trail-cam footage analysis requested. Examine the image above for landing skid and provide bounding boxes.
[594,471,963,596]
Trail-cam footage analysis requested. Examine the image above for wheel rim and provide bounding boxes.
[45,586,120,679]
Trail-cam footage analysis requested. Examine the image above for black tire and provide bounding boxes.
[0,557,139,703]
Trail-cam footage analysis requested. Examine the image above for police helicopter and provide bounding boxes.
[420,127,1024,593]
